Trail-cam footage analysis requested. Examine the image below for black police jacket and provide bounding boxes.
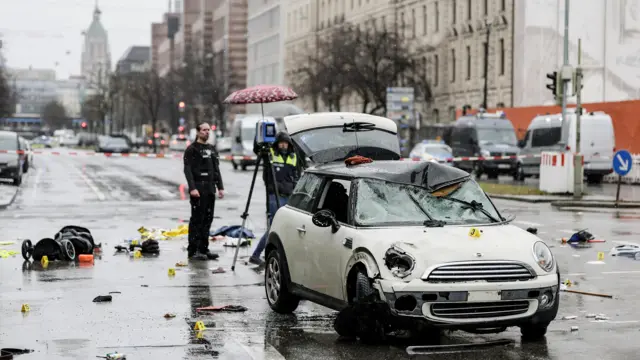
[183,142,224,193]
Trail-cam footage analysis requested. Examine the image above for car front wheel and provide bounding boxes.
[520,323,549,341]
[265,249,300,314]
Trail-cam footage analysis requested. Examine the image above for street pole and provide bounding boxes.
[482,22,490,109]
[573,38,583,198]
[561,0,569,128]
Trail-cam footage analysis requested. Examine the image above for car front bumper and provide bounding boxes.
[374,272,559,328]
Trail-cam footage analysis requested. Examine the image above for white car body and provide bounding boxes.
[609,244,640,259]
[262,112,560,341]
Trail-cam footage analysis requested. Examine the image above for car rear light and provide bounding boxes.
[565,145,571,151]
[147,139,152,145]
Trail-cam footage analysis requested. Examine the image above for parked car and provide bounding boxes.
[409,140,454,165]
[18,136,32,173]
[59,134,80,147]
[261,113,559,342]
[0,131,26,185]
[96,136,131,153]
[169,134,190,152]
[31,135,53,148]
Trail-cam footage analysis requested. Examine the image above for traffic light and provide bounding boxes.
[546,71,557,97]
[81,122,87,128]
[178,101,185,110]
[178,126,184,133]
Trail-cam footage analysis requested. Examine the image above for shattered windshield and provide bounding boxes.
[354,178,501,226]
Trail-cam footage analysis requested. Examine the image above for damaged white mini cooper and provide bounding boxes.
[264,112,559,342]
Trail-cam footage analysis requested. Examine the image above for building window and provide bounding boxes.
[411,8,416,38]
[434,54,439,85]
[450,49,456,82]
[452,0,456,25]
[499,38,505,75]
[484,0,488,15]
[400,12,405,38]
[501,0,506,11]
[422,5,427,34]
[467,0,472,20]
[466,45,471,80]
[435,2,439,31]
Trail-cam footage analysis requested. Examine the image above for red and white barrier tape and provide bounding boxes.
[401,154,542,163]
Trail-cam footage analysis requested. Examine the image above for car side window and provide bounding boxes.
[288,173,324,213]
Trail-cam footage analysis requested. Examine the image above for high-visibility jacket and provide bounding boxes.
[267,147,298,196]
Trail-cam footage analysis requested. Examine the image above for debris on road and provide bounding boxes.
[175,261,188,267]
[0,241,15,245]
[526,227,538,234]
[562,315,577,320]
[108,291,121,294]
[571,326,579,331]
[93,295,113,303]
[164,313,176,319]
[561,289,613,298]
[96,351,127,359]
[211,267,226,274]
[0,250,18,258]
[406,338,514,355]
[196,305,247,313]
[223,238,251,247]
[595,315,610,321]
[210,225,255,239]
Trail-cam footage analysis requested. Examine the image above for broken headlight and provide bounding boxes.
[384,245,416,279]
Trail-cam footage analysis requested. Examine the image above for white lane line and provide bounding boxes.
[31,167,43,200]
[75,165,105,201]
[514,220,544,227]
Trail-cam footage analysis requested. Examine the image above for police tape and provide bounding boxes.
[0,150,618,164]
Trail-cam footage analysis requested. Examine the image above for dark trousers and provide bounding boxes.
[188,183,215,255]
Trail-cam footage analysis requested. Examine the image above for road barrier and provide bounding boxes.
[539,152,578,193]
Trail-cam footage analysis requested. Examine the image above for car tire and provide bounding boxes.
[353,271,387,344]
[23,160,29,174]
[232,161,238,170]
[241,164,247,171]
[513,164,525,181]
[265,249,300,314]
[12,174,22,186]
[520,323,549,341]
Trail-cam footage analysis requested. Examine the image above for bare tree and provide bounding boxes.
[84,67,119,134]
[200,51,231,134]
[0,59,16,118]
[41,100,69,129]
[347,25,415,115]
[126,69,167,153]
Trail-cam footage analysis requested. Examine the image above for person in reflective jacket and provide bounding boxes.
[183,122,224,261]
[249,131,303,265]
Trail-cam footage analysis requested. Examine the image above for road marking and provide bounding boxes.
[75,165,105,201]
[514,220,543,227]
[31,167,43,200]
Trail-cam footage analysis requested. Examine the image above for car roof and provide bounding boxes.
[306,160,470,191]
[283,112,397,135]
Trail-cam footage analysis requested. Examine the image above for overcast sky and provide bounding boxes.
[0,0,168,79]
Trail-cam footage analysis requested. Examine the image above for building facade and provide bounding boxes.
[81,4,112,85]
[284,0,514,123]
[513,0,640,106]
[10,68,58,116]
[247,0,286,112]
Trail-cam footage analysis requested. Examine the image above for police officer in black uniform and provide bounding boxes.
[183,122,224,260]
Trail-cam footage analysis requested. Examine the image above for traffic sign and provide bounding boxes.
[613,149,632,176]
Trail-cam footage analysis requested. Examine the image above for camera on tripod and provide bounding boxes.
[255,118,277,149]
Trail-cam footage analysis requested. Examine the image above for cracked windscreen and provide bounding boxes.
[354,178,501,226]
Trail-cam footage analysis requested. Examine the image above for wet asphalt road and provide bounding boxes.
[1,149,640,359]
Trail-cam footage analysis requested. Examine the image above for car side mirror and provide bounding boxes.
[312,209,341,233]
[517,139,525,148]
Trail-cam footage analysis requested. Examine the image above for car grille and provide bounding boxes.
[431,301,530,319]
[425,262,535,283]
[490,152,517,157]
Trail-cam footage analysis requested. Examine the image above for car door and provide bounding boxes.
[303,178,356,301]
[280,172,325,285]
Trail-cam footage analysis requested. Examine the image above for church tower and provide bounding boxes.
[81,1,112,85]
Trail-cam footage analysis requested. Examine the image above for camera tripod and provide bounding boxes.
[231,144,281,271]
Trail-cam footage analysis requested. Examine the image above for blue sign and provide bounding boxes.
[613,149,633,176]
[179,117,185,125]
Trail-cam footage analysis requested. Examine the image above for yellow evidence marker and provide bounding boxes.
[468,228,482,238]
[194,321,206,331]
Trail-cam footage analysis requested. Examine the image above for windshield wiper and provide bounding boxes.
[406,192,440,225]
[423,219,445,227]
[438,198,500,223]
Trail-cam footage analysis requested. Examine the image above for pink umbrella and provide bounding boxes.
[223,85,298,105]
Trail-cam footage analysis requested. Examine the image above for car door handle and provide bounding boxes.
[296,226,306,233]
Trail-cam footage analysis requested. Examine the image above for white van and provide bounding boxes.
[517,108,615,183]
[230,114,277,170]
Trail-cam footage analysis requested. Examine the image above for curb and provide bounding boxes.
[487,194,555,203]
[0,186,20,210]
[550,200,640,209]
